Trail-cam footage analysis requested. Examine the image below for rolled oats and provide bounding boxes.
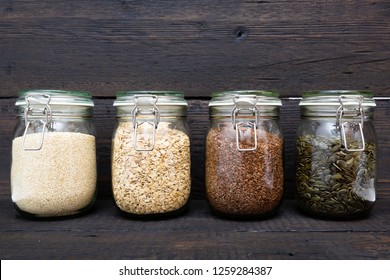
[112,121,191,215]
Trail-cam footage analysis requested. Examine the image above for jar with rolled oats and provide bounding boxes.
[112,91,191,218]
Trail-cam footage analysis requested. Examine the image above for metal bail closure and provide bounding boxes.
[231,95,259,152]
[22,94,52,151]
[131,95,160,151]
[336,95,365,152]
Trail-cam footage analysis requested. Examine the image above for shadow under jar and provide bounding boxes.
[296,90,377,219]
[205,90,284,219]
[111,91,191,219]
[11,90,97,219]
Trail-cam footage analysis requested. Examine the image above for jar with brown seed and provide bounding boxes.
[112,91,191,218]
[296,90,377,219]
[205,90,284,219]
[11,90,97,219]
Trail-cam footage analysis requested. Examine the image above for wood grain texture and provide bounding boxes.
[0,0,389,97]
[0,198,389,259]
[0,1,389,261]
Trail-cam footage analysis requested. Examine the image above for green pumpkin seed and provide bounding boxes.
[296,135,376,217]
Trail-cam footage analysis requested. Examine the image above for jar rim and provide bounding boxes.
[303,89,372,97]
[209,90,282,107]
[116,90,184,97]
[16,89,94,107]
[300,90,375,107]
[114,91,187,107]
[211,90,279,98]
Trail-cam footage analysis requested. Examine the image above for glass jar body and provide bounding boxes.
[205,117,284,218]
[295,116,377,219]
[111,116,191,218]
[11,109,97,219]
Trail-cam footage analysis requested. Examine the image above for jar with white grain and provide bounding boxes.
[11,90,97,218]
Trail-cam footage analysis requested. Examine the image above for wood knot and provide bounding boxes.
[234,26,248,41]
[120,1,129,10]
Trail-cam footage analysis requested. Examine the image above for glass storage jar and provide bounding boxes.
[112,91,191,218]
[11,89,97,218]
[296,90,377,219]
[206,90,284,219]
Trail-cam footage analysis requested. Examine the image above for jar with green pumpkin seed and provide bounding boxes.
[295,90,377,219]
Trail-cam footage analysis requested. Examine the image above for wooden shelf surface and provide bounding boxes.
[1,193,389,260]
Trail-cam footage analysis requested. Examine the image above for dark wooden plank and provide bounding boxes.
[0,199,389,259]
[0,98,16,197]
[1,98,390,198]
[2,197,389,233]
[1,0,388,21]
[2,230,388,259]
[0,1,389,97]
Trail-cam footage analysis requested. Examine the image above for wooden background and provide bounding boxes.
[0,0,389,260]
[1,0,389,199]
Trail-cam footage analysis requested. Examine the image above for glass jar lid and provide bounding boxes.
[209,90,282,117]
[300,90,376,107]
[209,90,281,106]
[15,89,94,107]
[114,91,187,107]
[299,90,376,117]
[113,91,188,117]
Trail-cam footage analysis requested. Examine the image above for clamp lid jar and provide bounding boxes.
[296,90,377,219]
[11,90,97,218]
[206,90,284,219]
[111,91,191,218]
